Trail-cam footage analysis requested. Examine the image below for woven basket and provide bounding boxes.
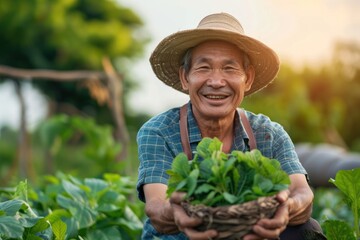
[181,195,279,240]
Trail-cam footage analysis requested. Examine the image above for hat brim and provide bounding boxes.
[150,29,280,96]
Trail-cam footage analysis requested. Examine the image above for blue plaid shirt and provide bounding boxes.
[137,102,306,239]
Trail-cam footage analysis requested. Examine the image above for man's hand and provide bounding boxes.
[243,173,313,240]
[144,184,218,239]
[144,184,179,234]
[243,190,290,240]
[170,192,218,240]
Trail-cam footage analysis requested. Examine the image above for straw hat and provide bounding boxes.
[150,12,280,96]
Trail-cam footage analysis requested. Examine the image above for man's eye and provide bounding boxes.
[224,66,236,70]
[224,67,239,72]
[199,66,210,69]
[195,66,210,71]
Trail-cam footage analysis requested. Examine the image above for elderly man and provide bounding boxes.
[137,12,323,240]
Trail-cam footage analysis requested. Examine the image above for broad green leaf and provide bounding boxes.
[120,206,144,231]
[199,159,214,179]
[86,227,121,240]
[14,180,28,201]
[29,217,50,233]
[24,234,43,240]
[0,199,24,216]
[329,169,360,237]
[174,179,188,192]
[329,169,360,205]
[18,216,43,228]
[273,183,290,192]
[202,191,216,205]
[196,137,213,158]
[208,137,222,152]
[84,178,109,200]
[208,194,225,206]
[223,157,236,176]
[194,183,215,195]
[61,180,87,203]
[223,192,238,204]
[45,209,71,224]
[61,217,78,239]
[323,219,356,240]
[171,153,191,178]
[0,216,24,238]
[97,191,125,212]
[84,178,108,196]
[52,219,67,240]
[57,195,97,229]
[253,174,274,195]
[103,173,121,182]
[186,169,199,197]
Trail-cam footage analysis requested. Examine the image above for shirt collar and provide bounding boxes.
[186,101,248,152]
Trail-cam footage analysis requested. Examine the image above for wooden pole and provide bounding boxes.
[102,58,129,161]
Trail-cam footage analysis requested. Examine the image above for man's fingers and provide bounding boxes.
[252,224,285,239]
[169,191,187,204]
[182,227,218,240]
[172,201,202,230]
[257,202,289,228]
[248,201,288,239]
[276,189,290,203]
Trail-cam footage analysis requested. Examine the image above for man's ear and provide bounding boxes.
[244,65,255,92]
[179,67,189,91]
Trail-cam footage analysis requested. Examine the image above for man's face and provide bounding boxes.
[179,40,254,120]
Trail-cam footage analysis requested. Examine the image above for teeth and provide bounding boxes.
[207,95,226,99]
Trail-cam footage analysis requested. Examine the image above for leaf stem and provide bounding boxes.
[353,200,359,238]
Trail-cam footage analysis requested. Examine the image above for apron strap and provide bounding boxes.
[238,109,257,150]
[179,104,192,159]
[179,105,257,160]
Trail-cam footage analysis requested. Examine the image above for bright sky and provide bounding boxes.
[0,0,359,128]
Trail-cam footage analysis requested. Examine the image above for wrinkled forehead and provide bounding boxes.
[190,40,249,64]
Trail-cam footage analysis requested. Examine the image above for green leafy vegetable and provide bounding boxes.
[166,137,291,206]
[328,168,360,239]
[322,219,356,240]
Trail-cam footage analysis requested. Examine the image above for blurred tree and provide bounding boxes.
[243,41,360,151]
[0,0,148,122]
[0,0,149,180]
[331,41,360,151]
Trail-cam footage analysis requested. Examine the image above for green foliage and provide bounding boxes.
[312,188,353,225]
[242,41,360,150]
[0,126,17,176]
[326,169,360,238]
[37,114,121,175]
[0,173,144,240]
[0,0,146,69]
[166,137,290,207]
[323,220,356,240]
[0,0,149,124]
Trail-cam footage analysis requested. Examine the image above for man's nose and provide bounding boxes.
[206,69,226,88]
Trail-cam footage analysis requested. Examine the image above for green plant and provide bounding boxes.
[166,137,290,207]
[0,173,144,240]
[37,114,122,175]
[312,188,353,226]
[322,168,360,239]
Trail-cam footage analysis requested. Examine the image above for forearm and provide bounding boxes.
[144,183,179,234]
[288,174,314,225]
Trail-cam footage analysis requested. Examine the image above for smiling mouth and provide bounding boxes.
[205,95,228,99]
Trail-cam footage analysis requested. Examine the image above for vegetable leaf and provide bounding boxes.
[166,137,290,207]
[329,169,360,238]
[322,219,356,240]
